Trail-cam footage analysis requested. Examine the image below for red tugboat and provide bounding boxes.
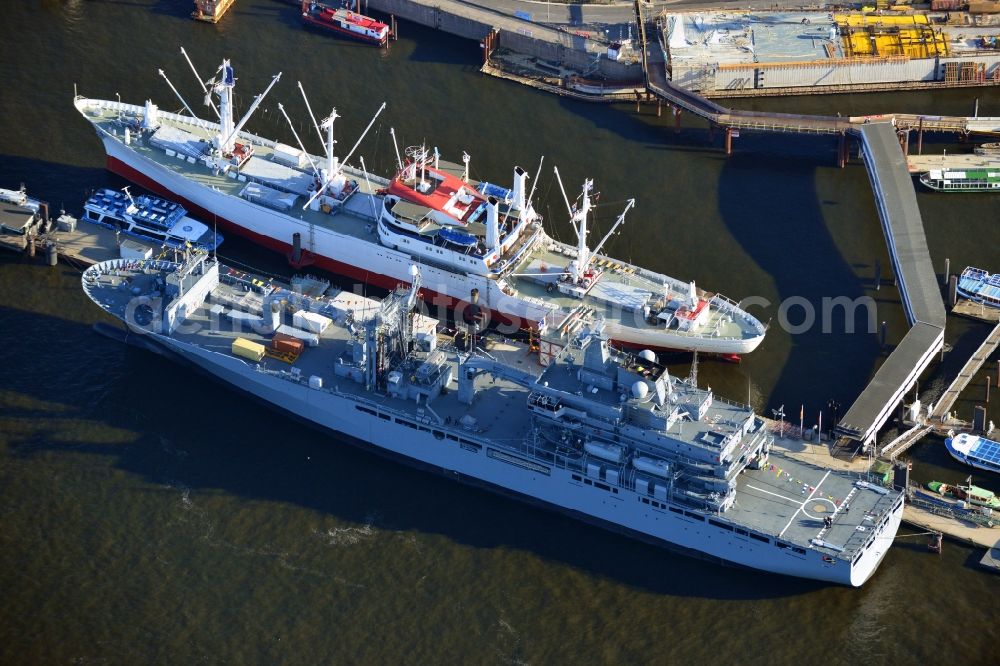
[301,1,391,46]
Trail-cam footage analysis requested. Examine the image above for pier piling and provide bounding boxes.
[974,405,986,432]
[27,234,35,259]
[724,127,733,155]
[948,275,958,308]
[46,242,57,267]
[943,258,950,286]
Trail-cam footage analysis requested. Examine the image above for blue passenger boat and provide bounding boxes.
[946,433,1000,474]
[956,266,1000,308]
[81,187,222,251]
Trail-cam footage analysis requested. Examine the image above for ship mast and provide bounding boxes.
[212,60,282,157]
[575,179,593,282]
[213,60,236,154]
[323,109,340,182]
[553,167,592,283]
[302,102,386,210]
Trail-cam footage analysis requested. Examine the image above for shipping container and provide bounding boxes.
[293,310,332,334]
[271,332,305,356]
[931,0,965,11]
[232,337,266,362]
[968,0,1000,13]
[275,324,320,347]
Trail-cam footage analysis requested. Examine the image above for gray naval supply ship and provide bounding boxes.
[82,252,903,585]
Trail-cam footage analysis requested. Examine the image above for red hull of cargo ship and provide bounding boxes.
[105,155,732,358]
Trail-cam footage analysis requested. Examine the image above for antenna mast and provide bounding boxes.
[322,109,340,179]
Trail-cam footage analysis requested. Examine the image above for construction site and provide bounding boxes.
[662,6,1000,97]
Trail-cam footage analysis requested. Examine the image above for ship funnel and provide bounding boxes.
[268,301,281,332]
[142,100,159,130]
[689,280,697,305]
[511,166,527,211]
[486,196,500,252]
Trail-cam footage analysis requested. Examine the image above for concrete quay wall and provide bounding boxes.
[367,0,491,40]
[366,0,639,79]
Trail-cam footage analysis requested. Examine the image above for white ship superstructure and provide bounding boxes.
[74,54,766,356]
[82,254,902,586]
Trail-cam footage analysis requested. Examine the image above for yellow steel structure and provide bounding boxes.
[835,13,949,59]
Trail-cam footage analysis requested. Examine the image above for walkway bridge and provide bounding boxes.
[635,2,949,450]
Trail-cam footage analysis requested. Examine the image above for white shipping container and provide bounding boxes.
[329,291,381,322]
[272,142,306,168]
[276,323,320,347]
[119,239,152,260]
[293,310,332,334]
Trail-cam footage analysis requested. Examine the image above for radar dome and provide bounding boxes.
[409,264,420,278]
[631,381,649,400]
[638,349,656,363]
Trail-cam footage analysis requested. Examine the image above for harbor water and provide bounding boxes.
[1,1,997,661]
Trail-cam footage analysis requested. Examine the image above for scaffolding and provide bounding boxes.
[836,14,951,58]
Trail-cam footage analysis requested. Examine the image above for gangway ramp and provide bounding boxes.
[834,124,945,448]
[857,123,945,329]
[837,323,944,447]
[931,321,1000,421]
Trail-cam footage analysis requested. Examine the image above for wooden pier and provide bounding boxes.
[48,224,125,268]
[902,503,999,550]
[907,152,1000,174]
[0,218,149,271]
[952,298,1000,324]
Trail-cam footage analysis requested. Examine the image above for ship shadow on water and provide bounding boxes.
[0,156,112,213]
[0,301,831,601]
[715,144,884,418]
